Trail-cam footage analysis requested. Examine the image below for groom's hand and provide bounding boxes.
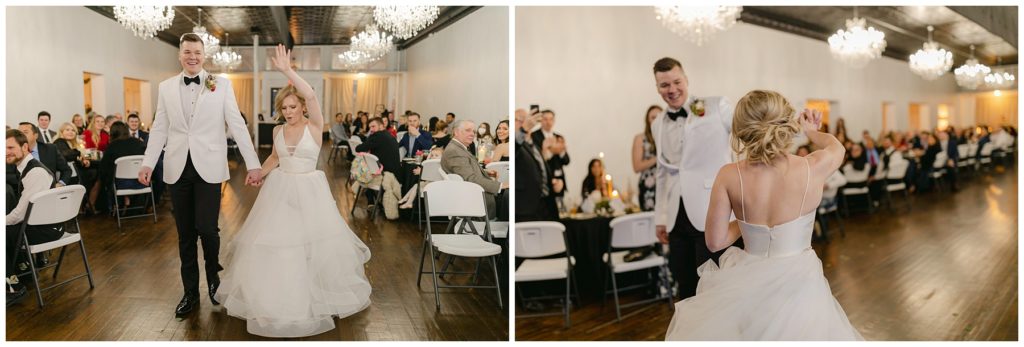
[138,166,153,186]
[656,225,669,244]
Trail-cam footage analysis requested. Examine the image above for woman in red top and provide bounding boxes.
[83,114,109,151]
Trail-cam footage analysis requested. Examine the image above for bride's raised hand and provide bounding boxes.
[270,44,292,72]
[799,108,822,134]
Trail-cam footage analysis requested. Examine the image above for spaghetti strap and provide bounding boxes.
[798,157,810,217]
[736,163,746,221]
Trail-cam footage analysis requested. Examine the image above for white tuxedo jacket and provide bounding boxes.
[652,96,734,233]
[142,70,260,184]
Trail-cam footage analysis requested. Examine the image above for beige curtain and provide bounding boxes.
[976,91,1018,127]
[355,77,388,116]
[329,78,355,117]
[229,76,254,124]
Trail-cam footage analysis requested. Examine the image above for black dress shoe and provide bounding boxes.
[175,292,200,316]
[208,281,220,305]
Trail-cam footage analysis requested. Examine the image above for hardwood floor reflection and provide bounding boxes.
[515,165,1017,341]
[6,147,508,341]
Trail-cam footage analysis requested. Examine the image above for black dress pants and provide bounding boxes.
[169,154,223,294]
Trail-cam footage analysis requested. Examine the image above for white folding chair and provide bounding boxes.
[396,131,408,143]
[978,142,994,171]
[350,154,384,220]
[327,128,350,164]
[486,161,509,185]
[930,151,948,192]
[417,159,444,229]
[13,185,95,308]
[840,163,872,216]
[417,181,503,311]
[603,212,672,321]
[438,166,464,181]
[884,158,912,212]
[515,221,578,327]
[112,155,157,231]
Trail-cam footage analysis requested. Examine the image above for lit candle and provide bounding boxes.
[598,152,604,159]
[611,190,619,198]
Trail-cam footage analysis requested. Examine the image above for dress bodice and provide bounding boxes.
[735,157,814,258]
[275,125,321,174]
[738,212,814,258]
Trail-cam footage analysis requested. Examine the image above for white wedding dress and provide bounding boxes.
[666,159,862,341]
[215,124,372,338]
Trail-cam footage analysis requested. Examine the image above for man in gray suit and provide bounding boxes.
[441,119,509,220]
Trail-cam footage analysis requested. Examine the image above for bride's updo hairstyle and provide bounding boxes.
[731,90,800,165]
[274,85,307,121]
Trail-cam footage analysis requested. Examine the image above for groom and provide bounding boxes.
[138,33,261,316]
[650,57,739,299]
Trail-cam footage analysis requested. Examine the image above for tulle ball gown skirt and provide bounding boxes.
[215,169,372,338]
[665,247,863,341]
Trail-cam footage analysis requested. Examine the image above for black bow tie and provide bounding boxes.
[184,75,200,86]
[666,108,688,121]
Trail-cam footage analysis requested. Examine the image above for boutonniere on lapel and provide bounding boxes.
[690,98,706,117]
[205,74,217,92]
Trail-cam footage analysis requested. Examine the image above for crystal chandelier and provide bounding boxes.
[654,6,742,46]
[954,45,990,90]
[113,5,175,40]
[192,8,220,54]
[985,70,1016,88]
[373,6,440,40]
[351,24,394,61]
[339,50,373,72]
[212,32,241,71]
[909,26,953,80]
[827,8,886,68]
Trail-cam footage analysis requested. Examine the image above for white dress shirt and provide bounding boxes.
[7,154,52,225]
[180,70,204,122]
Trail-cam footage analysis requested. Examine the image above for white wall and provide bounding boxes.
[6,6,181,127]
[516,6,963,197]
[405,6,509,128]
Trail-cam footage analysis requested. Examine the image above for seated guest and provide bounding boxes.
[71,113,87,134]
[490,120,510,163]
[330,113,350,144]
[103,115,117,133]
[432,120,452,149]
[99,122,147,208]
[53,122,98,188]
[126,114,148,143]
[354,117,400,175]
[441,120,508,220]
[428,116,439,133]
[382,117,398,138]
[937,130,959,191]
[580,158,611,200]
[354,117,402,219]
[841,142,872,203]
[36,111,57,143]
[398,112,433,158]
[6,129,65,305]
[914,132,942,192]
[352,112,369,139]
[476,122,494,151]
[83,114,109,152]
[17,122,72,185]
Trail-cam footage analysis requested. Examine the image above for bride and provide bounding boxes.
[665,90,862,340]
[214,44,372,338]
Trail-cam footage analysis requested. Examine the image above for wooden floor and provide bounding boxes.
[515,163,1018,341]
[6,147,508,341]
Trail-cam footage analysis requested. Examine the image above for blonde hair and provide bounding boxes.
[273,85,307,121]
[731,90,799,165]
[58,122,80,148]
[88,114,105,145]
